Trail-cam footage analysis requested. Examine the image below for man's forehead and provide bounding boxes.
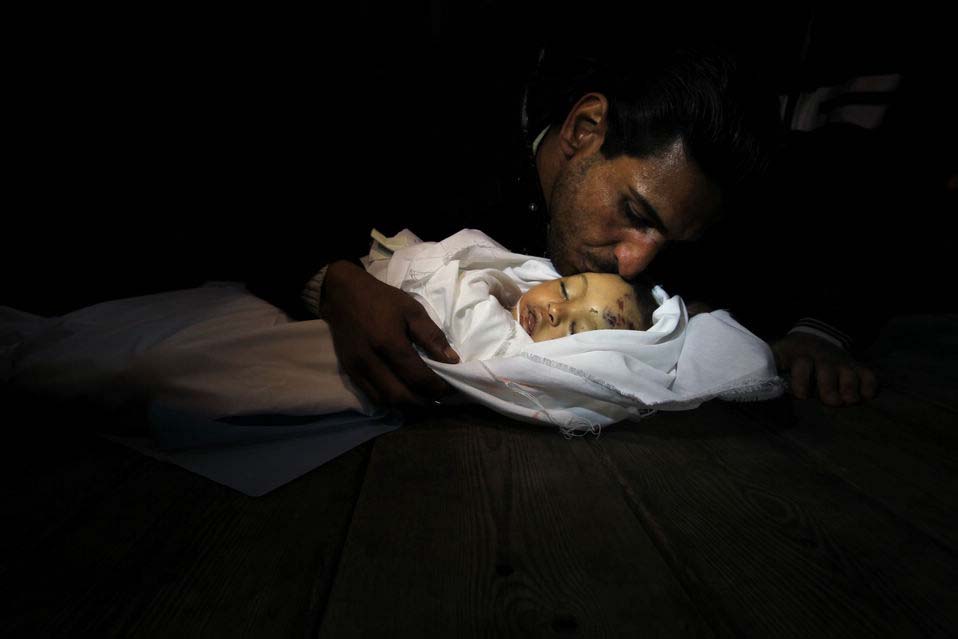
[613,143,721,240]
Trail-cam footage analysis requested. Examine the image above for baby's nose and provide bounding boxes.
[547,302,564,326]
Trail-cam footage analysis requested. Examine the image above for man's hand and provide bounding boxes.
[320,260,459,407]
[771,332,878,405]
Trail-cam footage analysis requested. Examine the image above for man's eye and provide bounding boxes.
[624,202,650,228]
[560,281,569,300]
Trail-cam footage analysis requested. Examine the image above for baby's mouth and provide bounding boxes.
[521,305,538,337]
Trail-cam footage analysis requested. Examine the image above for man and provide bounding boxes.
[246,43,879,409]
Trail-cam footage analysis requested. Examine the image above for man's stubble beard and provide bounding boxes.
[546,154,601,276]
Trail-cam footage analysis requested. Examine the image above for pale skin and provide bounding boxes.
[321,92,877,407]
[510,273,648,342]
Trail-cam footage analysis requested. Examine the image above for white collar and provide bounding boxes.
[531,125,550,156]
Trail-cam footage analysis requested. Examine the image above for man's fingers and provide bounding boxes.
[838,366,861,404]
[406,306,460,364]
[322,264,454,408]
[790,356,813,399]
[338,354,382,406]
[352,375,382,407]
[367,358,427,407]
[380,340,454,400]
[771,342,791,371]
[348,349,425,408]
[774,333,877,406]
[815,363,841,406]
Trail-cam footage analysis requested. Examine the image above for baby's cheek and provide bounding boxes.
[602,309,625,328]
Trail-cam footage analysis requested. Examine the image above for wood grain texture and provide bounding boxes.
[737,391,957,551]
[1,428,371,638]
[593,400,958,639]
[320,406,712,638]
[866,314,958,410]
[0,410,148,570]
[3,315,955,637]
[731,313,958,553]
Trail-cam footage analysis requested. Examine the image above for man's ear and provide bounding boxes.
[558,93,609,159]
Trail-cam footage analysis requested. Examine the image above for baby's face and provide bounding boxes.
[513,273,646,342]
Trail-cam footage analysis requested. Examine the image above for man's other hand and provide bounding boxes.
[772,332,878,405]
[320,260,459,408]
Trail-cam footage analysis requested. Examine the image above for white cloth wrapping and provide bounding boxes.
[2,283,376,419]
[2,229,783,435]
[0,228,782,494]
[1,283,400,497]
[364,229,783,435]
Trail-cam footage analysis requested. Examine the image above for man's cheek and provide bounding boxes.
[583,249,617,275]
[548,243,577,276]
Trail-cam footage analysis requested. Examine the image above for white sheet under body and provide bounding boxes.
[1,284,397,497]
[2,283,374,419]
[364,229,783,434]
[2,229,783,433]
[1,229,782,493]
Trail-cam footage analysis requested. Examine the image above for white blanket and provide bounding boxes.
[2,229,783,434]
[2,282,374,419]
[365,229,783,435]
[0,229,782,493]
[1,284,397,497]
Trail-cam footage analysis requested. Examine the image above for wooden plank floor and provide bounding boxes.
[2,314,956,638]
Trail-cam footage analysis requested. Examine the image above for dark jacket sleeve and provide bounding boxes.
[238,211,379,320]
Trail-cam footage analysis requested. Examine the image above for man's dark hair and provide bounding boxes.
[529,44,783,207]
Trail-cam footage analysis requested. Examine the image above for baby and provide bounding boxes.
[363,228,662,361]
[509,273,658,342]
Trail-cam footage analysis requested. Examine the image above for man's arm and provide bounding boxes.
[680,296,878,404]
[319,260,459,406]
[240,224,462,407]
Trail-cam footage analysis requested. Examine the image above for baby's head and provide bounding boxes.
[512,273,657,342]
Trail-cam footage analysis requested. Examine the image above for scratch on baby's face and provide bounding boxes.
[601,292,643,330]
[517,272,649,342]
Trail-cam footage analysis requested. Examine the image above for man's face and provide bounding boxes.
[545,138,721,280]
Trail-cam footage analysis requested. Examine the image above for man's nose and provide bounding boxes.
[614,240,663,280]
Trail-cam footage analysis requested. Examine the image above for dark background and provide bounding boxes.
[4,3,954,319]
